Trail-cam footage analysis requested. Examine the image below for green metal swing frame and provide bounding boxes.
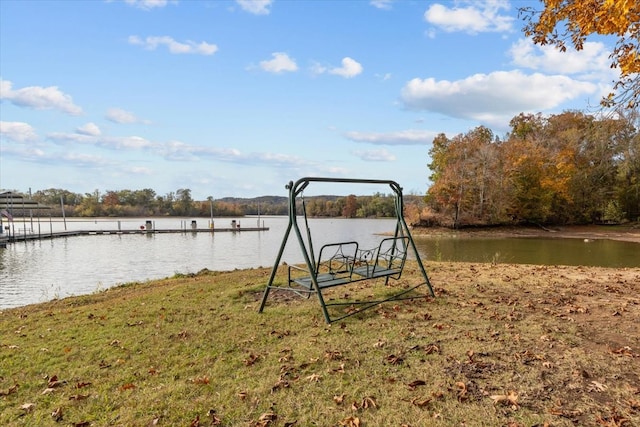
[258,177,435,324]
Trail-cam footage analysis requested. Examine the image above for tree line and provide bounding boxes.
[7,187,409,219]
[423,110,640,228]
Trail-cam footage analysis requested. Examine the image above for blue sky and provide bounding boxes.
[0,0,619,199]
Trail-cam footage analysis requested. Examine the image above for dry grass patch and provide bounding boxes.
[1,262,639,426]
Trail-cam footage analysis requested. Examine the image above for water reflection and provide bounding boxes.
[413,236,638,268]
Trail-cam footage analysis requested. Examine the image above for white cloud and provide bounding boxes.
[400,70,596,125]
[351,148,396,162]
[0,121,38,142]
[62,152,109,167]
[345,129,436,145]
[105,107,150,124]
[259,52,298,73]
[48,132,155,150]
[424,0,514,34]
[328,57,363,78]
[370,0,394,10]
[76,122,101,137]
[0,78,83,115]
[124,0,170,10]
[128,35,218,55]
[310,62,327,75]
[236,0,273,15]
[509,39,612,76]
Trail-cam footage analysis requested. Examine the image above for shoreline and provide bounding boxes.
[411,223,640,244]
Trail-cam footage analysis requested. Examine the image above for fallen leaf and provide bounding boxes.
[411,397,432,407]
[69,394,89,401]
[76,382,92,389]
[191,376,210,385]
[361,396,377,409]
[208,409,222,425]
[610,346,634,357]
[20,403,35,412]
[305,373,321,382]
[51,407,64,421]
[385,354,404,365]
[244,353,260,366]
[324,350,343,361]
[489,390,519,408]
[588,381,608,392]
[271,379,289,393]
[0,384,19,396]
[258,412,277,424]
[334,394,345,404]
[407,380,426,390]
[339,416,360,427]
[72,422,91,427]
[189,415,200,427]
[120,383,136,391]
[456,381,467,402]
[331,363,346,374]
[423,344,440,354]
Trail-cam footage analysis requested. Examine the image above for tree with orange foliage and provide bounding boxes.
[521,0,639,109]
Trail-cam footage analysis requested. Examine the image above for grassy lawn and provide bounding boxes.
[1,262,639,426]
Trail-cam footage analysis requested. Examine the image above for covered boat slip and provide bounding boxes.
[0,191,53,246]
[258,177,435,324]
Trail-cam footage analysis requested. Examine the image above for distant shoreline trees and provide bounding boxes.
[4,187,409,220]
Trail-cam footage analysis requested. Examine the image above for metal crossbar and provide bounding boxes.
[258,177,435,323]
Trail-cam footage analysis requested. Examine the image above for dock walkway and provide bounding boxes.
[0,227,269,246]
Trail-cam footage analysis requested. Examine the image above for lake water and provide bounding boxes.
[1,216,638,309]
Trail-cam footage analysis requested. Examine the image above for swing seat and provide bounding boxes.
[352,236,408,280]
[288,241,358,290]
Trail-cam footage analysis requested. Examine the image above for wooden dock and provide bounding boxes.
[0,227,269,245]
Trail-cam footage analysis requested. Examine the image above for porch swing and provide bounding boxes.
[258,177,435,324]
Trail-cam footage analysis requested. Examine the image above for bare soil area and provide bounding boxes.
[412,224,640,243]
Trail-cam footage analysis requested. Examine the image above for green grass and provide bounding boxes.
[1,262,639,426]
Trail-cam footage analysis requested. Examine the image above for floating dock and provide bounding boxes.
[0,226,269,246]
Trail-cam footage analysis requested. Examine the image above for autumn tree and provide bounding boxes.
[174,188,194,216]
[521,0,640,109]
[426,127,503,227]
[76,190,102,217]
[102,190,122,216]
[343,194,358,218]
[615,109,640,221]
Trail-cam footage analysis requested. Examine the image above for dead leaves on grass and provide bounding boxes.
[339,416,360,427]
[0,383,19,396]
[489,390,519,408]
